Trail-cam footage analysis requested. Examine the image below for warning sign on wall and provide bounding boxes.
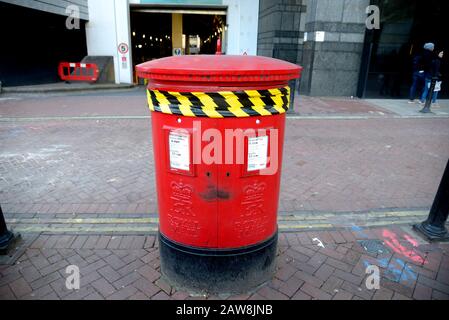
[173,48,183,56]
[169,132,190,171]
[118,43,129,54]
[247,135,269,171]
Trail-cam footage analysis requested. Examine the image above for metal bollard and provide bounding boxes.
[0,205,14,254]
[413,159,449,242]
[287,79,296,114]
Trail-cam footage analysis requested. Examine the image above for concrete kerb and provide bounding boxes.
[2,83,136,94]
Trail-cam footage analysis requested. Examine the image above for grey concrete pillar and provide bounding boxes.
[300,0,369,96]
[257,0,307,64]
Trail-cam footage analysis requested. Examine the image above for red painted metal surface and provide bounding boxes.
[137,55,301,249]
[151,112,285,248]
[135,55,301,91]
[216,115,286,248]
[58,62,99,82]
[151,112,220,247]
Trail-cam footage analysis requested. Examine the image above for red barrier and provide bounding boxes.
[58,62,99,82]
[216,38,222,55]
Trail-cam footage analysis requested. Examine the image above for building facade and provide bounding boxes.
[1,0,447,98]
[258,0,448,98]
[1,0,89,86]
[85,0,259,85]
[1,0,259,87]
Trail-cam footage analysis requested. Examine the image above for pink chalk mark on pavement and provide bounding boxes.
[382,229,426,265]
[403,234,419,247]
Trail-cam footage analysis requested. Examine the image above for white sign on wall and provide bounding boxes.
[315,31,325,42]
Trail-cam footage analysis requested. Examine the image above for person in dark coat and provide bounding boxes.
[420,49,443,104]
[408,43,434,103]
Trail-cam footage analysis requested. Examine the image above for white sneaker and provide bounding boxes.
[407,100,415,104]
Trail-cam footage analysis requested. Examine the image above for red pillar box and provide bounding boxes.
[136,55,301,294]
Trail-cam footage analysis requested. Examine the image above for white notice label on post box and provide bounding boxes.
[247,135,269,171]
[169,132,190,171]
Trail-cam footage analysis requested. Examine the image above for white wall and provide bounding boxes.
[85,0,133,84]
[85,0,259,84]
[223,0,259,55]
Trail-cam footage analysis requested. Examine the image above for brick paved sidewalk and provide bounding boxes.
[2,91,449,221]
[1,226,448,300]
[1,118,448,219]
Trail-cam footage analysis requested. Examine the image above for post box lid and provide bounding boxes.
[135,55,301,84]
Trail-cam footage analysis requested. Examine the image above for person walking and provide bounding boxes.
[428,51,444,107]
[419,43,439,104]
[408,50,426,103]
[409,43,434,103]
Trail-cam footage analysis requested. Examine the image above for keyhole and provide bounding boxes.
[226,172,230,177]
[206,172,211,177]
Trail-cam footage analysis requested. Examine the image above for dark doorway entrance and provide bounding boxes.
[0,2,87,87]
[130,12,172,67]
[183,14,226,55]
[130,8,226,83]
[358,0,449,99]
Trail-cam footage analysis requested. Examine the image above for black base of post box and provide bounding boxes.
[159,231,278,295]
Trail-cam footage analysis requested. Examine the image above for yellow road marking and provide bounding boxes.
[11,226,159,233]
[7,218,159,224]
[6,210,428,226]
[10,218,425,234]
[7,213,429,233]
[6,210,431,234]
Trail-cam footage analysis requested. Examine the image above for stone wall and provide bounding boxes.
[258,0,370,96]
[301,0,369,96]
[257,0,307,64]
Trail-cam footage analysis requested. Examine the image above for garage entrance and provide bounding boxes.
[0,2,87,87]
[130,5,227,83]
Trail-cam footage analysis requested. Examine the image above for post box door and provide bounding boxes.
[216,115,285,249]
[152,113,219,248]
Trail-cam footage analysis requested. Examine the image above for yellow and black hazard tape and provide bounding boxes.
[146,86,291,118]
